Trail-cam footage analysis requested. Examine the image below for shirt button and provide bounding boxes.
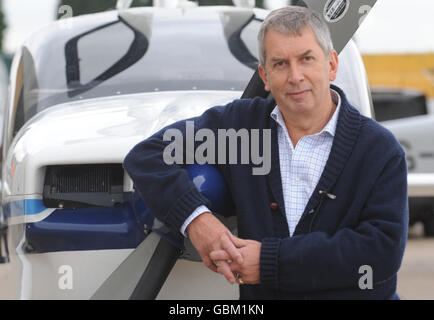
[296,178,300,183]
[270,202,278,211]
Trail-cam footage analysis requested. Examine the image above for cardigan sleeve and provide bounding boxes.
[123,104,230,234]
[260,152,409,293]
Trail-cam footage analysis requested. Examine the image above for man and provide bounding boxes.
[123,6,408,299]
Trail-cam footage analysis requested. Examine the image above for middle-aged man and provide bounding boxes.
[123,6,409,299]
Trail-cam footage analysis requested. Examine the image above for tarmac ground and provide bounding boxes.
[0,223,433,300]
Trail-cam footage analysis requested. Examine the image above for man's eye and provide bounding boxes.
[275,61,285,67]
[304,56,313,61]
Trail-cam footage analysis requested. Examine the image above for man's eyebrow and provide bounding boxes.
[300,49,313,57]
[269,50,314,61]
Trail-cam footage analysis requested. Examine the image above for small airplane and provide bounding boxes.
[5,0,422,299]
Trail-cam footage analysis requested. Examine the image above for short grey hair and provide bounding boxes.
[258,6,334,67]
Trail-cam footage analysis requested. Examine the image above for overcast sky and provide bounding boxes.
[2,0,434,55]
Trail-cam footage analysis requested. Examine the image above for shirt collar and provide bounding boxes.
[270,88,341,137]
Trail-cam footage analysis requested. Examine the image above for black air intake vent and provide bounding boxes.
[46,165,112,193]
[43,164,125,208]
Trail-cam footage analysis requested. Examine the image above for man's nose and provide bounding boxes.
[287,64,304,84]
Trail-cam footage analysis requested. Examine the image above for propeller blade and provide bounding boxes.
[91,232,181,300]
[298,0,377,53]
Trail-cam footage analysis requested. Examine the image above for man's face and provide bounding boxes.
[258,27,338,116]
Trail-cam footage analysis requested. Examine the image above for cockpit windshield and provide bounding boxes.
[13,7,371,138]
[20,8,261,123]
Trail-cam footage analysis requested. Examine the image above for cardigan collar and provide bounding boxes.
[270,88,342,139]
[266,84,362,234]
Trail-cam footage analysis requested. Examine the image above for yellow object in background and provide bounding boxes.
[362,54,434,99]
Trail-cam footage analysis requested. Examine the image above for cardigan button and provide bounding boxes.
[270,202,278,211]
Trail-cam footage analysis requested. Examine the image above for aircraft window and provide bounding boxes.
[77,22,135,85]
[221,11,262,70]
[12,48,40,138]
[11,58,24,137]
[65,17,149,98]
[239,17,261,63]
[32,13,256,116]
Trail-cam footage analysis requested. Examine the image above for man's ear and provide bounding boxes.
[328,50,339,82]
[258,64,271,92]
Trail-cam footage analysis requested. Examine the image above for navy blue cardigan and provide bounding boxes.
[123,85,408,299]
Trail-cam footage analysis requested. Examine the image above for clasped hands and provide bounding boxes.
[187,212,261,285]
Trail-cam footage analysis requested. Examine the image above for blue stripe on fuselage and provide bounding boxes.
[5,193,154,253]
[3,198,47,218]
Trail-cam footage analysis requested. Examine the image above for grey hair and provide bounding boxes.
[257,6,334,67]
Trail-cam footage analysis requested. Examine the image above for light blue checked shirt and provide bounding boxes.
[270,89,341,236]
[182,90,341,237]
